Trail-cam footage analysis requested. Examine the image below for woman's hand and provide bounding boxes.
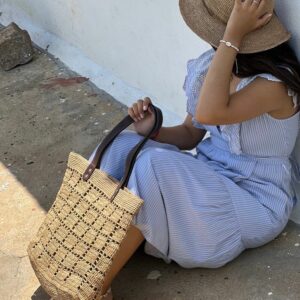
[225,0,273,44]
[128,97,156,136]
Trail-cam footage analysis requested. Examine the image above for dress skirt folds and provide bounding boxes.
[88,48,299,268]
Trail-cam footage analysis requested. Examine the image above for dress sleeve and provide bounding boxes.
[238,73,299,108]
[183,48,215,129]
[236,73,282,90]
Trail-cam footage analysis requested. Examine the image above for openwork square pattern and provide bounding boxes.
[27,152,144,299]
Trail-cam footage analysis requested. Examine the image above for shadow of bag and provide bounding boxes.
[27,104,163,299]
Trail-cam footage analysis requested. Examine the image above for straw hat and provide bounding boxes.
[179,0,291,53]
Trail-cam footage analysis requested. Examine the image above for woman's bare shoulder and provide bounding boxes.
[197,75,295,125]
[249,77,298,119]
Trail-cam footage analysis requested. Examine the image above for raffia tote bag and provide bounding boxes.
[27,104,163,299]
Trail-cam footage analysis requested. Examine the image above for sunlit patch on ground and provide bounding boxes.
[0,161,45,299]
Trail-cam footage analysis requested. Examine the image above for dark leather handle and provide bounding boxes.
[123,108,162,187]
[83,104,163,199]
[109,106,162,201]
[83,116,134,180]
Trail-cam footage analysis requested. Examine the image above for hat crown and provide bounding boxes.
[179,0,290,53]
[204,0,275,24]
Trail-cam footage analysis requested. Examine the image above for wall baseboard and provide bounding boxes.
[0,4,182,126]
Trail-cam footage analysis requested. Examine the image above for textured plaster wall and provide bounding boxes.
[0,0,210,118]
[0,1,299,117]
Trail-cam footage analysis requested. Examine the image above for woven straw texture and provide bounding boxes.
[27,151,144,300]
[179,0,291,53]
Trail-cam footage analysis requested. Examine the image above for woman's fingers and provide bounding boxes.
[128,102,140,122]
[257,12,272,27]
[132,102,141,121]
[137,99,145,119]
[256,1,271,18]
[143,97,152,112]
[253,0,271,18]
[128,109,138,122]
[128,97,153,122]
[251,0,261,7]
[235,0,242,6]
[128,106,138,122]
[244,0,253,7]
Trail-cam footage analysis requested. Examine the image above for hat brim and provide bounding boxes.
[179,0,291,54]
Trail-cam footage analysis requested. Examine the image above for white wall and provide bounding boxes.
[1,0,299,116]
[0,0,209,123]
[1,1,300,119]
[276,1,300,61]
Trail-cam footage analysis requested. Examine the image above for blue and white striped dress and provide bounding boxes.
[89,48,300,268]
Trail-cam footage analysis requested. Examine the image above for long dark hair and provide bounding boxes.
[213,42,300,104]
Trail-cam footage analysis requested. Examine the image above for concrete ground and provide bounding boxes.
[0,48,299,300]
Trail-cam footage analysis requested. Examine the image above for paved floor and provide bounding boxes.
[0,48,299,300]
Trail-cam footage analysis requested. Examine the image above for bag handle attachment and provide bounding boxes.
[83,104,163,200]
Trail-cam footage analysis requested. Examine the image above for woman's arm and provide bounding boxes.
[152,114,207,151]
[128,98,207,151]
[195,0,285,125]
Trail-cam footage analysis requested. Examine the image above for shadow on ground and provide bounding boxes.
[0,48,128,212]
